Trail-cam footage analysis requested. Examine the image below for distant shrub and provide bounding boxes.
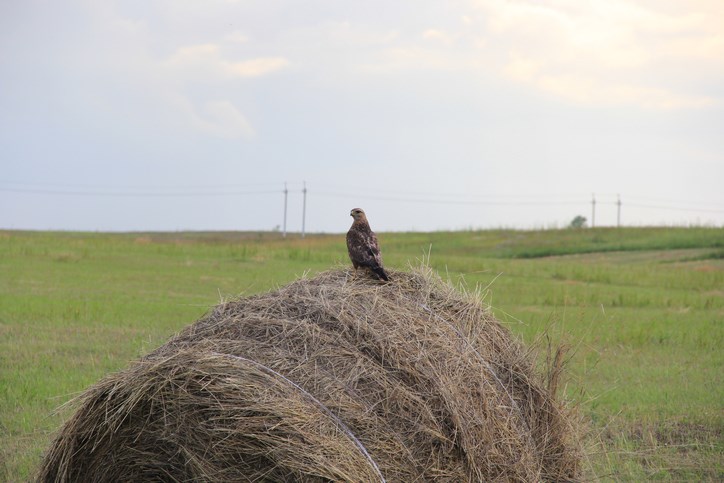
[569,216,587,229]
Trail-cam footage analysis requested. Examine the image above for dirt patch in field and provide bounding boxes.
[602,421,722,448]
[692,264,720,272]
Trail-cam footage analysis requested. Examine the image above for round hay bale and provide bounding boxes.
[38,268,582,482]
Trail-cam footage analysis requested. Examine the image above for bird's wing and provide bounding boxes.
[368,232,381,256]
[348,228,381,267]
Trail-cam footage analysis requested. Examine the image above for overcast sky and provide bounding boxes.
[1,0,723,232]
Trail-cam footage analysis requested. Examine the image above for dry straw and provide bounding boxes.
[38,266,582,482]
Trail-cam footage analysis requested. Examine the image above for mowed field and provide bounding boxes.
[1,227,722,481]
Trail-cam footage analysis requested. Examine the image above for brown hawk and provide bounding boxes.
[346,208,390,281]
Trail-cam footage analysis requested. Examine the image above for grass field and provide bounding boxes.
[1,227,722,481]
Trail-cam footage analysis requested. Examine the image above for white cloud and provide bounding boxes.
[198,100,256,139]
[535,74,715,109]
[422,29,454,46]
[163,43,289,81]
[154,43,288,138]
[469,0,724,109]
[308,1,721,109]
[225,31,249,43]
[163,94,255,139]
[225,57,290,77]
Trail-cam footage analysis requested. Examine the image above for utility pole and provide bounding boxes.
[591,193,596,228]
[617,194,621,228]
[301,181,307,238]
[283,182,288,238]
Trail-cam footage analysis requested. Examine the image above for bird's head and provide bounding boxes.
[350,208,366,222]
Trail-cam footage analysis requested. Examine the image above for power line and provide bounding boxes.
[4,179,720,210]
[314,183,590,200]
[314,191,586,206]
[3,182,723,221]
[625,195,724,208]
[626,203,724,214]
[315,189,724,215]
[0,187,283,197]
[0,179,290,190]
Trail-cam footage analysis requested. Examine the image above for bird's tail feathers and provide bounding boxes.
[373,266,390,281]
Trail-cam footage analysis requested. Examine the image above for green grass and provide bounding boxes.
[1,227,722,481]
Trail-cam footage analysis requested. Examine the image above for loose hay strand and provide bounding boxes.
[38,266,583,482]
[209,351,386,483]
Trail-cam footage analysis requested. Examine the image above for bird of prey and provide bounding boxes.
[346,208,390,281]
